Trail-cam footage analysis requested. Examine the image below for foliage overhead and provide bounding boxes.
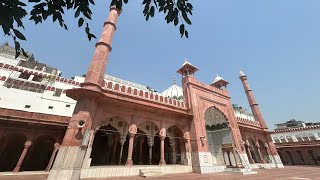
[0,0,193,58]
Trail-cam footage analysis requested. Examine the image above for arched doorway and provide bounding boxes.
[166,126,184,164]
[91,124,121,165]
[258,139,270,163]
[23,136,55,171]
[205,107,234,166]
[138,121,160,165]
[249,138,260,163]
[0,134,27,171]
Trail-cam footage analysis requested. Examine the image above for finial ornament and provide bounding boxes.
[173,76,176,85]
[239,71,246,77]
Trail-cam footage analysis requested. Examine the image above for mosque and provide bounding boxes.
[0,6,283,180]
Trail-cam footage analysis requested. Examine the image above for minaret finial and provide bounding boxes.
[173,76,176,85]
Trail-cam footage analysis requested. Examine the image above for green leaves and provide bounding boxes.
[1,0,194,58]
[13,29,26,40]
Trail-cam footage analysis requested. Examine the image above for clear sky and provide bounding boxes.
[2,0,320,129]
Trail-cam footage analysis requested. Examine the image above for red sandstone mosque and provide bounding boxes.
[0,6,283,180]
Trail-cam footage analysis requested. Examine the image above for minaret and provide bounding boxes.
[239,71,268,129]
[83,7,121,89]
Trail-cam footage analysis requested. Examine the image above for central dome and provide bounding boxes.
[161,84,184,100]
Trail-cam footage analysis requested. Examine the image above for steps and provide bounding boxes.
[139,168,164,178]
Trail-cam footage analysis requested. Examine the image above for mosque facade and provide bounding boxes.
[0,6,283,180]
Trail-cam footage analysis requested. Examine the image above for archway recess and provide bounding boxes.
[205,107,235,166]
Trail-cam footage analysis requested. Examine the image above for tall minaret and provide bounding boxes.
[83,7,120,89]
[239,71,268,129]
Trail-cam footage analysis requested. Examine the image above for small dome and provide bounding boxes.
[213,74,224,83]
[161,84,184,100]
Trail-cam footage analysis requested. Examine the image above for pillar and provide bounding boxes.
[111,135,119,164]
[246,145,255,163]
[170,139,177,164]
[147,136,154,165]
[239,71,267,129]
[256,143,265,163]
[232,149,239,167]
[45,143,60,171]
[125,133,135,166]
[159,136,166,166]
[138,136,145,164]
[118,138,126,165]
[13,141,32,172]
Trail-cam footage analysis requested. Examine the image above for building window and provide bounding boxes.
[302,135,309,141]
[286,136,293,142]
[24,105,31,108]
[19,73,30,80]
[296,135,303,142]
[48,106,53,109]
[53,88,63,97]
[273,137,280,143]
[32,75,43,82]
[66,104,70,107]
[279,136,286,143]
[308,134,316,141]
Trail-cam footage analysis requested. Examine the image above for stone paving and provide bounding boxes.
[0,166,319,180]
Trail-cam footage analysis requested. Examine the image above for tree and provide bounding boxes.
[0,0,193,58]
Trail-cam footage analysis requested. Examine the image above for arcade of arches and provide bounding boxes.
[0,129,63,172]
[88,117,189,167]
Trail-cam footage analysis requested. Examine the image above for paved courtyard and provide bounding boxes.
[0,166,319,180]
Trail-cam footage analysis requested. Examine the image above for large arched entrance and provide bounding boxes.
[138,121,160,165]
[258,139,270,163]
[0,134,27,171]
[166,126,184,165]
[205,107,234,166]
[23,136,55,171]
[91,124,121,165]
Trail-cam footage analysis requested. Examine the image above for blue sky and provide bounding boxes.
[2,0,320,128]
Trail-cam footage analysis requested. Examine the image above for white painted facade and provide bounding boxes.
[271,129,320,143]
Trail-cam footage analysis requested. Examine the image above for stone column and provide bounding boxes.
[111,135,119,164]
[138,136,145,164]
[45,143,60,171]
[256,143,265,163]
[13,141,32,172]
[147,136,154,165]
[227,151,232,166]
[125,133,135,166]
[246,145,255,163]
[170,139,177,164]
[159,136,166,166]
[118,138,126,165]
[232,149,239,167]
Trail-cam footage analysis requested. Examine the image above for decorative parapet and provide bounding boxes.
[236,117,261,127]
[103,81,188,109]
[187,77,229,97]
[273,125,320,133]
[0,63,81,86]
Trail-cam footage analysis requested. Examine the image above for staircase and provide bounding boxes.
[139,167,164,178]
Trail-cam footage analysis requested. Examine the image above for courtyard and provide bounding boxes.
[0,166,319,180]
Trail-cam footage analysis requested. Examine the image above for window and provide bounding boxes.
[24,105,31,108]
[18,73,30,80]
[286,136,293,142]
[273,137,281,143]
[53,88,63,97]
[66,104,70,107]
[302,135,309,141]
[48,106,53,109]
[308,134,316,141]
[32,75,43,82]
[279,136,286,143]
[296,135,303,142]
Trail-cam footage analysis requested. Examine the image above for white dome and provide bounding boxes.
[161,84,184,99]
[213,74,223,83]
